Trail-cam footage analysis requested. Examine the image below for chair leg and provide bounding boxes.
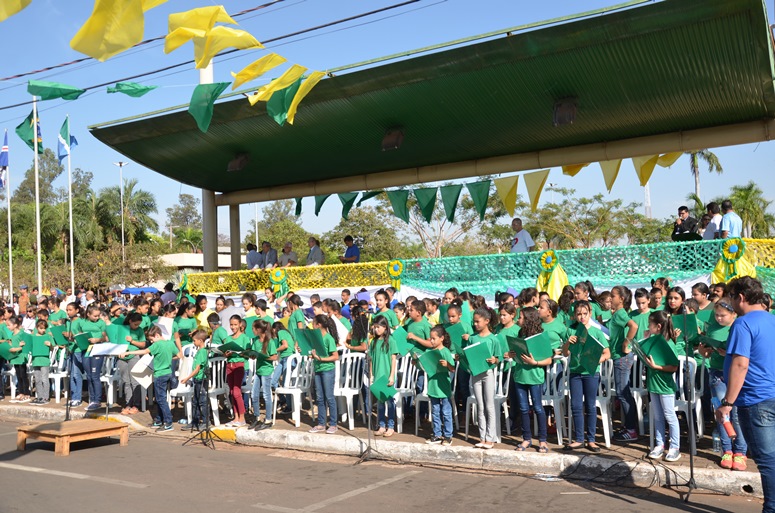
[210,396,220,426]
[347,399,355,431]
[648,403,654,450]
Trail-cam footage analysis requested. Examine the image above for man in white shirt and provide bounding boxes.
[510,218,535,253]
[278,242,298,267]
[703,201,723,240]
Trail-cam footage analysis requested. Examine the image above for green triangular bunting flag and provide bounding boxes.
[27,80,86,101]
[338,193,359,220]
[314,194,331,216]
[107,81,158,98]
[357,190,383,206]
[466,181,490,221]
[295,197,303,216]
[387,190,410,223]
[413,187,437,223]
[440,184,463,223]
[188,82,230,133]
[266,78,302,126]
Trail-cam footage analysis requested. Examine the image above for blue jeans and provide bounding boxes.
[271,356,288,390]
[84,355,104,404]
[378,397,396,429]
[516,382,547,443]
[570,373,600,443]
[650,392,680,450]
[69,351,85,402]
[737,398,775,513]
[153,374,173,426]
[192,378,207,426]
[251,373,273,419]
[709,370,747,454]
[314,369,337,427]
[455,367,471,404]
[613,354,637,431]
[430,396,453,438]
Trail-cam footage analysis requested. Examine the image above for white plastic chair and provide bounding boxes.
[169,345,197,424]
[392,354,419,434]
[49,347,69,403]
[241,357,256,412]
[539,357,569,446]
[99,356,120,407]
[649,356,701,454]
[595,358,615,448]
[629,356,649,435]
[334,352,366,430]
[273,353,311,428]
[208,357,228,426]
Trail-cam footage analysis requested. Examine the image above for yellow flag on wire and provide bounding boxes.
[164,26,207,54]
[247,64,308,105]
[192,26,263,69]
[632,155,659,186]
[657,152,682,167]
[561,163,588,177]
[286,71,325,124]
[494,175,519,216]
[599,159,622,192]
[523,169,550,212]
[168,5,236,32]
[71,0,167,61]
[231,54,288,90]
[0,0,31,22]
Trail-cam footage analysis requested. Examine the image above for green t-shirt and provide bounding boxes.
[252,337,278,376]
[628,310,652,340]
[210,326,228,347]
[276,329,295,358]
[260,314,274,325]
[289,309,306,337]
[495,324,519,370]
[512,345,546,386]
[173,316,198,345]
[645,338,680,395]
[140,314,152,331]
[373,309,399,329]
[149,339,177,377]
[226,333,250,363]
[369,336,398,384]
[570,301,602,322]
[568,324,607,375]
[339,317,352,332]
[77,319,107,354]
[598,309,612,324]
[31,333,53,367]
[313,333,338,373]
[427,346,455,399]
[608,308,632,360]
[541,317,568,351]
[193,346,208,380]
[8,332,27,364]
[121,326,146,361]
[244,316,259,335]
[558,310,572,328]
[704,323,730,371]
[48,309,68,325]
[406,318,431,352]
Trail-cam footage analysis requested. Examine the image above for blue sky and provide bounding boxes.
[1,0,773,243]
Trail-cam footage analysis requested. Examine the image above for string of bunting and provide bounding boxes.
[293,151,683,225]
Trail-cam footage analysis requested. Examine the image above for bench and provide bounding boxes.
[17,419,129,456]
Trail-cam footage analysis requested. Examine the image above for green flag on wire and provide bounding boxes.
[338,192,359,220]
[387,190,410,223]
[107,82,158,98]
[27,80,86,101]
[188,82,230,133]
[295,197,303,216]
[266,78,302,126]
[466,181,490,221]
[413,187,437,223]
[356,190,382,207]
[314,194,331,216]
[440,184,463,223]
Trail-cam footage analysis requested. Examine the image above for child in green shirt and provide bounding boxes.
[7,316,30,402]
[249,320,278,430]
[369,316,398,437]
[425,325,456,445]
[30,320,53,405]
[179,330,209,430]
[469,307,500,449]
[373,290,399,329]
[309,315,340,434]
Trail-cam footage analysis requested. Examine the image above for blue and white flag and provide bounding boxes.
[0,130,8,189]
[57,116,78,164]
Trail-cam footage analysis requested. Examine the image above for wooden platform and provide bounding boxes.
[17,419,129,456]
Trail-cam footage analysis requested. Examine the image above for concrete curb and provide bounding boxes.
[235,428,763,499]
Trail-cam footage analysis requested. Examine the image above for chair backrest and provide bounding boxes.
[597,359,614,398]
[675,356,697,403]
[281,352,303,389]
[395,354,419,392]
[100,356,117,378]
[450,360,460,395]
[336,352,365,391]
[297,356,315,390]
[630,356,647,393]
[208,357,227,393]
[494,360,511,398]
[543,358,564,399]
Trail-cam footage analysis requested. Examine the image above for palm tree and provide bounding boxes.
[99,179,158,245]
[686,150,723,200]
[729,181,775,238]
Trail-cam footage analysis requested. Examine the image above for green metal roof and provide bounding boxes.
[90,0,775,195]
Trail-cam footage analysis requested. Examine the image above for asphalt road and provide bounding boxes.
[0,419,762,513]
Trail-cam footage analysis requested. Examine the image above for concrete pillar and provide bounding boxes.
[229,204,241,271]
[202,189,218,272]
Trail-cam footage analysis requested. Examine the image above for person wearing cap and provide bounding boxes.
[279,241,298,267]
[18,285,29,315]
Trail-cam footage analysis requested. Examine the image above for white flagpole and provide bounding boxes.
[66,116,75,295]
[32,98,43,294]
[4,130,12,302]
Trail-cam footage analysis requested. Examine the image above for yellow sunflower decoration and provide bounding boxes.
[536,249,568,300]
[387,259,405,290]
[269,268,289,297]
[712,237,757,283]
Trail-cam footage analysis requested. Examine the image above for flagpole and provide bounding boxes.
[32,97,43,294]
[4,130,12,302]
[66,116,75,294]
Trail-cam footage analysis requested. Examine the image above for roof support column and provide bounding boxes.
[229,204,241,271]
[202,189,218,272]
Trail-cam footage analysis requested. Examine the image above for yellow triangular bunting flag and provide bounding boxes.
[523,169,550,212]
[231,54,287,90]
[192,26,263,69]
[632,155,659,186]
[247,64,308,105]
[561,163,589,177]
[657,152,682,167]
[0,0,32,22]
[494,175,519,217]
[286,71,325,124]
[599,159,622,192]
[168,5,236,33]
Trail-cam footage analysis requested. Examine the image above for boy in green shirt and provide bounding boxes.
[179,330,209,430]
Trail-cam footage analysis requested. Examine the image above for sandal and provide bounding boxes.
[121,407,131,415]
[516,441,533,452]
[564,442,584,451]
[538,444,550,453]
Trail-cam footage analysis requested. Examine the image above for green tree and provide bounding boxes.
[729,181,775,238]
[686,150,723,200]
[321,206,407,263]
[243,200,313,260]
[11,148,64,204]
[55,167,93,202]
[98,178,158,245]
[173,227,203,253]
[165,193,202,231]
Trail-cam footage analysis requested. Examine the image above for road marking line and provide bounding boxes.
[0,462,148,489]
[253,470,421,512]
[0,431,18,437]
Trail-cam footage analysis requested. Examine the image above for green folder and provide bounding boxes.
[295,330,314,356]
[20,333,32,357]
[463,340,495,376]
[244,316,259,332]
[629,337,650,362]
[74,333,92,352]
[305,329,329,356]
[697,334,725,350]
[391,327,414,356]
[177,328,192,339]
[370,375,397,402]
[671,313,699,343]
[31,335,51,358]
[460,301,473,325]
[419,349,446,376]
[444,322,466,355]
[0,342,13,360]
[240,349,261,359]
[216,341,245,353]
[50,325,68,346]
[641,335,680,367]
[578,331,606,374]
[438,304,450,324]
[696,309,714,325]
[107,324,131,345]
[507,332,555,365]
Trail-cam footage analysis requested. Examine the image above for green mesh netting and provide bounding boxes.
[755,266,775,297]
[402,239,725,296]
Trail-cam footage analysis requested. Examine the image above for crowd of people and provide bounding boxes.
[671,199,744,241]
[245,235,360,270]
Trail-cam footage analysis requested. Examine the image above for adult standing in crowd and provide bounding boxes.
[246,243,261,270]
[339,235,360,264]
[160,282,176,305]
[279,241,298,267]
[720,276,775,513]
[720,200,743,239]
[17,285,29,315]
[704,201,723,240]
[510,218,535,253]
[306,237,325,266]
[671,205,698,240]
[259,241,278,269]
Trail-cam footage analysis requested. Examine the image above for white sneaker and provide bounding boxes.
[648,445,665,460]
[664,448,681,462]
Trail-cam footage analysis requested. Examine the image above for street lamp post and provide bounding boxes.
[113,161,128,261]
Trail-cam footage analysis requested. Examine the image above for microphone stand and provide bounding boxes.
[356,346,382,464]
[184,342,223,450]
